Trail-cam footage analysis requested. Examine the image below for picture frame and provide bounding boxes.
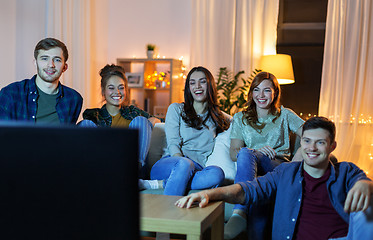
[125,72,143,88]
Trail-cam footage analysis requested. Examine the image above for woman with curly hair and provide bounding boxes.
[79,64,160,177]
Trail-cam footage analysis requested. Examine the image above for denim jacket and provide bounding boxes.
[238,161,370,240]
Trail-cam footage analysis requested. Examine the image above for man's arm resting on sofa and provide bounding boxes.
[175,183,245,208]
[344,179,373,213]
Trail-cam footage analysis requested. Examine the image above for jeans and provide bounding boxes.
[234,148,281,212]
[330,200,373,240]
[78,116,153,175]
[233,148,281,240]
[150,156,225,196]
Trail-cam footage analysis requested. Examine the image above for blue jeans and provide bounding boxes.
[234,148,281,212]
[78,116,152,173]
[234,148,281,240]
[330,201,373,240]
[150,156,225,196]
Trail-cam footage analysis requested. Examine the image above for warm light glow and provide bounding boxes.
[259,54,295,85]
[145,71,169,89]
[298,112,319,121]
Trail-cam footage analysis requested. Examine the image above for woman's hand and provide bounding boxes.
[148,117,161,127]
[230,139,245,162]
[175,191,210,208]
[256,146,276,159]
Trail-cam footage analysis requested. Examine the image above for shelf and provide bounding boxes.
[117,58,184,117]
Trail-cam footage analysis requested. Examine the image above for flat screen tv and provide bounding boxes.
[0,124,139,240]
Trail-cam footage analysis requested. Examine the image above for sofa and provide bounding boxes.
[142,122,237,221]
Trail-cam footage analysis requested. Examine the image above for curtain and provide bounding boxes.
[190,0,279,76]
[45,0,103,113]
[319,0,373,177]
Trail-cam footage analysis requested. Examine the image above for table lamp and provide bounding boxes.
[259,54,295,85]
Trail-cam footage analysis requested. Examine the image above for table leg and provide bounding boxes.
[210,210,224,240]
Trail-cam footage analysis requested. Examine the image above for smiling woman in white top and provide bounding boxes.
[142,66,231,196]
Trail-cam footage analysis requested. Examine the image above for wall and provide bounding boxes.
[0,0,16,87]
[0,0,46,88]
[107,0,191,68]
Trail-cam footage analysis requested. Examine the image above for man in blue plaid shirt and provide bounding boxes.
[0,38,82,125]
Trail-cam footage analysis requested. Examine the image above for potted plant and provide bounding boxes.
[146,44,156,59]
[216,67,261,115]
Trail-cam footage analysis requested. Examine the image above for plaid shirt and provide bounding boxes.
[0,75,83,124]
[83,104,154,127]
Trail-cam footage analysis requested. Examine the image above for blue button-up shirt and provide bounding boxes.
[0,75,83,124]
[239,161,371,240]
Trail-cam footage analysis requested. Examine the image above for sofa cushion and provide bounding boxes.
[205,124,237,181]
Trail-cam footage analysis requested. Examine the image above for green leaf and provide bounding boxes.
[216,68,260,114]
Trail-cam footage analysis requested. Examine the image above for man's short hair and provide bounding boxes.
[34,38,68,62]
[302,116,336,143]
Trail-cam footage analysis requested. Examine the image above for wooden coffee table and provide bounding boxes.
[140,194,224,240]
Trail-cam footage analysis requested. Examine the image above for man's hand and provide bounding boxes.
[175,184,245,209]
[175,191,210,209]
[344,180,373,213]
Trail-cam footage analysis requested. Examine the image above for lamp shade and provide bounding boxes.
[259,54,295,84]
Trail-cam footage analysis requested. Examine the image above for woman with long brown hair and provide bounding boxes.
[225,71,304,239]
[142,66,231,196]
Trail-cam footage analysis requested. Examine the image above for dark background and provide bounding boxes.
[277,0,328,117]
